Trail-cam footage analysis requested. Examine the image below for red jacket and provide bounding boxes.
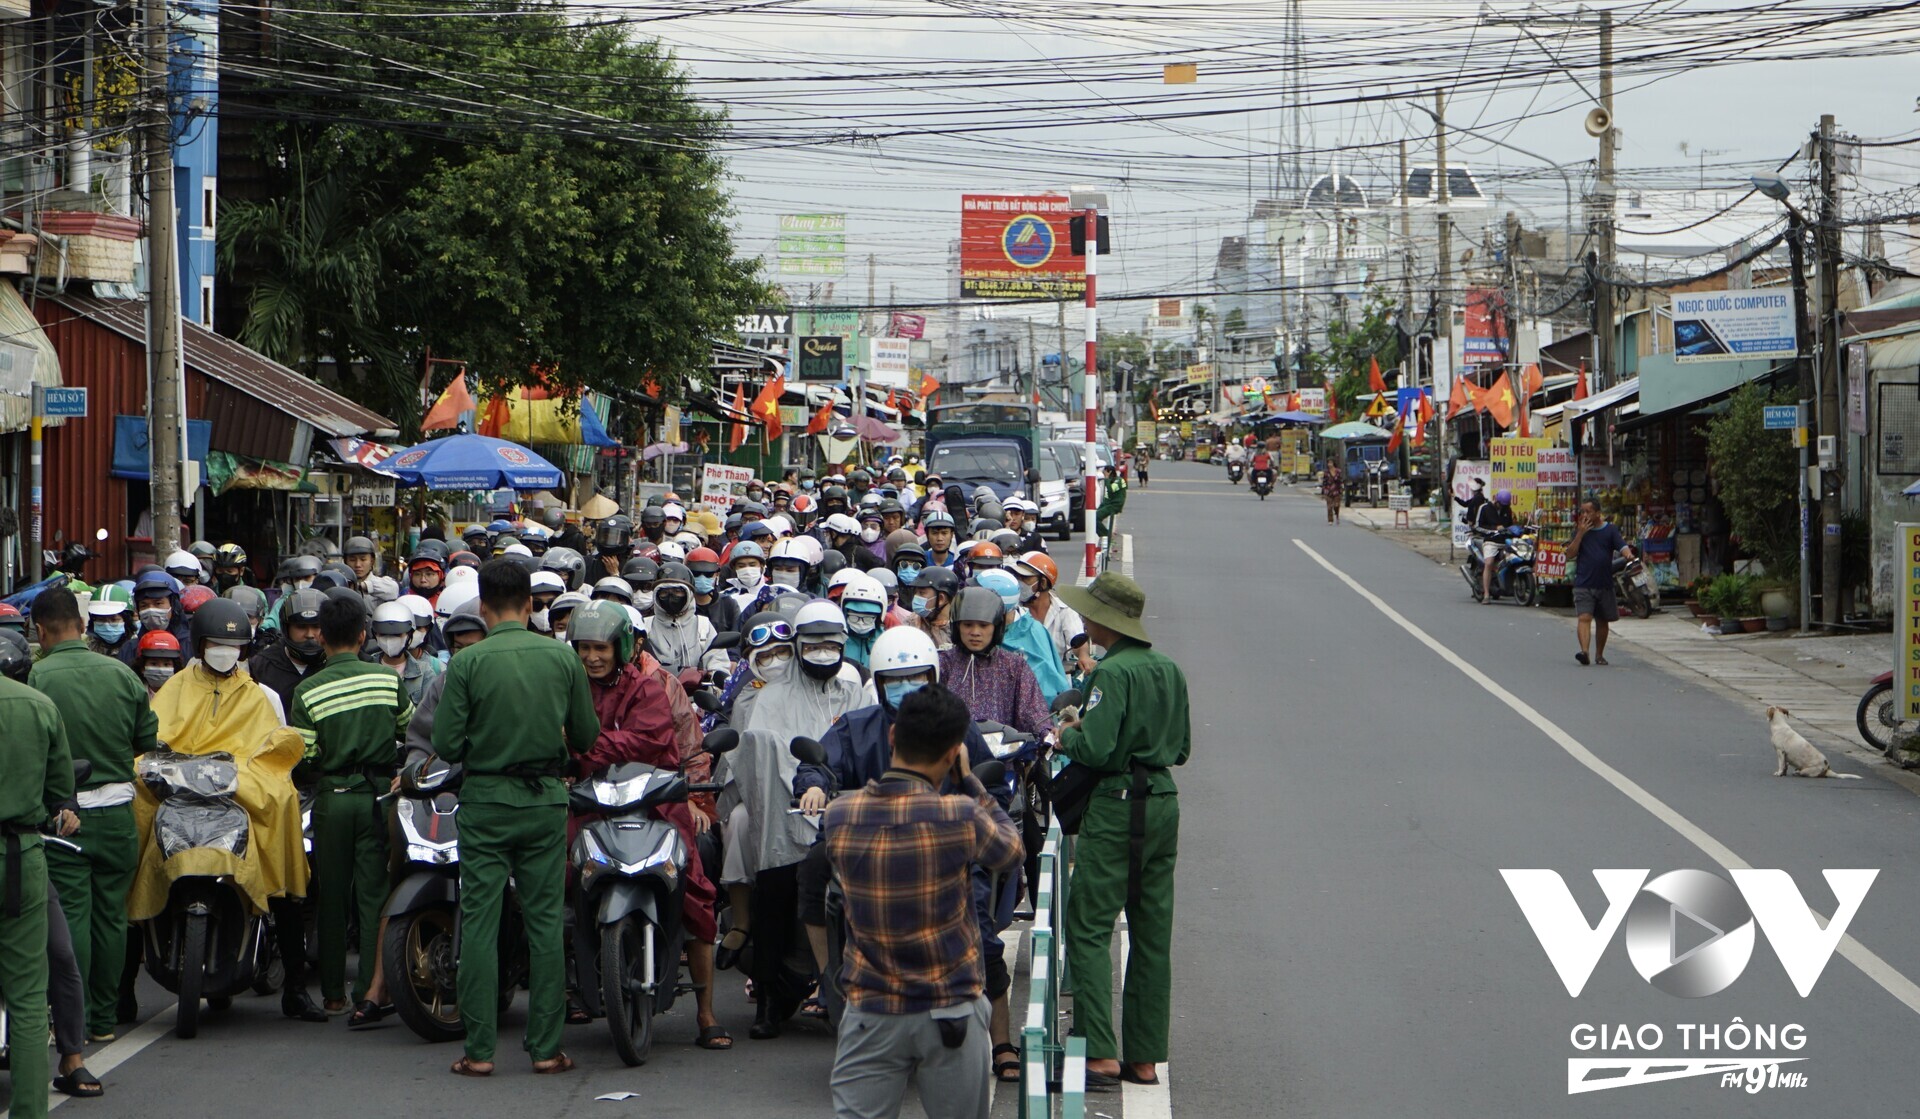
[576,662,679,778]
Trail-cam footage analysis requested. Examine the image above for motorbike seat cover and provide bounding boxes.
[130,665,309,921]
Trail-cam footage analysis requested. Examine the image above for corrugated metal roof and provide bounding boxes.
[52,295,397,438]
[0,282,60,434]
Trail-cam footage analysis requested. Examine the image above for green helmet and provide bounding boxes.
[567,599,634,666]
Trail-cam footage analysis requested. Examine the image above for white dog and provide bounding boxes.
[1767,706,1862,779]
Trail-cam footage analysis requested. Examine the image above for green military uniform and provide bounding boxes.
[28,640,155,1038]
[1053,588,1189,1067]
[291,652,413,1005]
[1096,472,1130,539]
[432,621,598,1064]
[0,676,76,1119]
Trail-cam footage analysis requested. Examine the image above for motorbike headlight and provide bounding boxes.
[405,841,457,866]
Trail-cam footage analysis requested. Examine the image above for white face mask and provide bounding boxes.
[751,649,794,683]
[529,607,551,633]
[860,527,881,544]
[201,644,242,675]
[735,565,763,588]
[409,627,427,650]
[801,645,842,666]
[770,568,802,587]
[845,611,879,635]
[376,634,409,658]
[636,591,655,611]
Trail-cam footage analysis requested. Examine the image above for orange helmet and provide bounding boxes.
[137,630,182,659]
[1012,551,1058,589]
[968,541,1003,568]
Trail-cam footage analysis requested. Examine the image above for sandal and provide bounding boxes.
[565,995,593,1025]
[800,993,828,1020]
[449,1057,493,1077]
[696,1024,734,1050]
[53,1067,104,1097]
[346,1000,389,1030]
[715,928,750,972]
[532,1052,575,1075]
[1120,1065,1161,1086]
[993,1043,1022,1082]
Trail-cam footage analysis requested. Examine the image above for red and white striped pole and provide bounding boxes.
[1080,199,1101,578]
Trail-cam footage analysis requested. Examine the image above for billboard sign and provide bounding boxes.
[870,338,911,388]
[960,194,1085,300]
[1297,387,1326,415]
[889,312,926,339]
[778,213,846,276]
[796,335,844,383]
[1463,287,1508,365]
[1669,290,1797,363]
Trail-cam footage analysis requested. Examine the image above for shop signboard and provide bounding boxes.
[778,213,846,276]
[959,194,1085,300]
[1450,460,1490,549]
[1489,436,1548,518]
[1463,287,1508,365]
[889,312,927,339]
[1669,290,1797,363]
[1848,342,1868,435]
[1298,387,1326,415]
[796,335,844,383]
[1186,363,1212,386]
[700,463,755,511]
[870,338,912,388]
[1535,538,1567,581]
[352,475,397,507]
[1536,447,1577,488]
[1902,523,1920,720]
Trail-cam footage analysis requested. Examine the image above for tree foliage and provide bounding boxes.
[1704,382,1799,576]
[1304,288,1401,418]
[218,1,769,429]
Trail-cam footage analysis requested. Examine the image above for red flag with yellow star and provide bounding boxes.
[750,375,786,437]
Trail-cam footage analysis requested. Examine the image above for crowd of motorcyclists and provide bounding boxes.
[0,455,1150,1117]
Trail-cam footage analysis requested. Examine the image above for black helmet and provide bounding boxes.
[0,630,29,681]
[342,536,376,558]
[621,555,660,586]
[655,561,695,587]
[595,514,634,550]
[190,598,252,647]
[878,498,905,518]
[910,565,960,599]
[415,538,452,562]
[644,493,668,508]
[821,484,848,507]
[890,541,926,569]
[441,600,489,642]
[949,585,1007,654]
[462,524,490,543]
[541,546,588,591]
[279,588,327,627]
[969,517,1002,540]
[275,554,321,583]
[321,561,355,585]
[816,549,847,585]
[639,507,665,527]
[215,542,250,567]
[322,585,361,607]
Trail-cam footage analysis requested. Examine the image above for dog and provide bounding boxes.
[1766,706,1863,779]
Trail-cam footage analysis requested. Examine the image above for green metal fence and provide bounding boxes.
[1020,824,1086,1117]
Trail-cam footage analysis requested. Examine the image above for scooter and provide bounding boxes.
[1857,672,1912,760]
[1460,526,1538,607]
[382,753,527,1044]
[136,750,276,1039]
[1612,551,1659,618]
[1227,460,1245,485]
[1250,467,1274,499]
[570,728,736,1066]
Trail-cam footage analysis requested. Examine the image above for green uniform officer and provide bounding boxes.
[432,560,599,1076]
[25,587,155,1042]
[0,636,77,1119]
[1096,466,1129,539]
[290,595,413,1018]
[1053,572,1189,1088]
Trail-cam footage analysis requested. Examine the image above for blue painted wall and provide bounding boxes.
[170,0,218,325]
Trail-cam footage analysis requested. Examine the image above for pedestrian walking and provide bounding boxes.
[823,683,1021,1119]
[1052,572,1190,1088]
[432,559,600,1077]
[1569,499,1633,666]
[1319,461,1344,524]
[25,586,154,1045]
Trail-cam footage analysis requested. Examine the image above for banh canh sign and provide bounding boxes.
[1902,524,1920,720]
[1669,290,1797,363]
[959,194,1085,301]
[1489,437,1548,518]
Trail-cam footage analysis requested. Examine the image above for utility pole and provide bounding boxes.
[145,0,183,555]
[1398,139,1413,319]
[1071,191,1106,576]
[1434,88,1452,402]
[1816,114,1843,625]
[1593,11,1617,388]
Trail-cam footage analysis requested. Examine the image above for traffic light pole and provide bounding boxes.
[1082,201,1100,578]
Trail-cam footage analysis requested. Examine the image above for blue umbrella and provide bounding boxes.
[381,433,565,491]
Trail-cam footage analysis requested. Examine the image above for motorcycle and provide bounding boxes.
[1227,460,1245,485]
[1250,467,1274,500]
[382,753,526,1044]
[570,728,736,1066]
[1856,672,1912,760]
[1612,551,1659,619]
[136,750,277,1039]
[1460,526,1538,607]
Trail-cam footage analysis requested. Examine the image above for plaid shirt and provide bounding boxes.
[823,771,1021,1014]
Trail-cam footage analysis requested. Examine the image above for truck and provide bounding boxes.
[924,402,1043,513]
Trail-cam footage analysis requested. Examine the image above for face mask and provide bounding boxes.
[93,621,127,645]
[409,628,427,650]
[529,607,551,633]
[294,578,315,592]
[845,611,878,635]
[860,527,881,544]
[752,650,793,683]
[636,590,655,612]
[884,679,926,708]
[692,575,716,595]
[139,607,171,631]
[910,595,935,618]
[1018,584,1036,604]
[770,568,801,587]
[801,646,841,666]
[655,588,690,616]
[143,664,175,688]
[735,566,763,588]
[896,563,922,580]
[201,644,242,675]
[376,634,409,658]
[802,480,816,490]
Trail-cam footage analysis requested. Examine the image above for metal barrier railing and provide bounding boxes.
[1019,824,1085,1117]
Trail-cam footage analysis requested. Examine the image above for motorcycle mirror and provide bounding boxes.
[1068,633,1089,649]
[1050,688,1085,713]
[972,758,1006,788]
[711,630,741,650]
[690,689,724,714]
[703,728,739,756]
[789,736,828,766]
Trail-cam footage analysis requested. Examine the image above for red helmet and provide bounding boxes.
[179,585,217,613]
[137,631,182,660]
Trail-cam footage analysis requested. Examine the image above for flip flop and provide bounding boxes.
[449,1057,493,1077]
[993,1043,1022,1083]
[1574,651,1590,665]
[696,1025,734,1050]
[532,1053,575,1075]
[1595,656,1610,666]
[1120,1065,1161,1086]
[565,996,593,1025]
[52,1068,104,1097]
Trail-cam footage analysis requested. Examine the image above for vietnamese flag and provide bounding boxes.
[805,396,835,436]
[1385,409,1406,454]
[1485,372,1517,430]
[1417,392,1435,428]
[917,373,940,399]
[421,371,475,431]
[1326,380,1338,424]
[1447,375,1470,419]
[1573,362,1589,401]
[886,388,899,412]
[1368,355,1387,395]
[728,383,749,452]
[750,375,786,437]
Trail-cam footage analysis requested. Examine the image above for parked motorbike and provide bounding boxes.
[1227,460,1245,485]
[136,750,276,1039]
[1856,672,1912,760]
[382,753,526,1044]
[1460,526,1538,607]
[1250,467,1274,499]
[1611,551,1659,619]
[570,728,736,1066]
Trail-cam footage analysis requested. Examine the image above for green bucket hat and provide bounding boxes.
[1054,571,1152,645]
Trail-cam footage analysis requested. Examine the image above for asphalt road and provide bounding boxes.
[11,457,1920,1118]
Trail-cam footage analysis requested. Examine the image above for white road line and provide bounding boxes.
[31,1003,177,1116]
[1116,926,1173,1117]
[1292,537,1920,1017]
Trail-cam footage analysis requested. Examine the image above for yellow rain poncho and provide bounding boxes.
[129,663,309,920]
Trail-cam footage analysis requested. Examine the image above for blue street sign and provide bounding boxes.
[41,387,87,418]
[1763,404,1798,430]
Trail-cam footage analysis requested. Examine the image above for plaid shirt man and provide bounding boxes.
[824,770,1021,1015]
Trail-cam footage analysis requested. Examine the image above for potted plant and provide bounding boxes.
[1683,575,1712,618]
[1756,577,1796,626]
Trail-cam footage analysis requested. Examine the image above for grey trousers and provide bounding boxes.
[47,880,85,1057]
[832,995,992,1119]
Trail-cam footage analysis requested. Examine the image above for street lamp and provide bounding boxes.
[1751,173,1817,633]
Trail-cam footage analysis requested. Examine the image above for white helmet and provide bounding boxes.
[826,567,864,597]
[530,570,566,595]
[398,593,434,628]
[445,565,479,588]
[762,514,794,538]
[656,539,688,562]
[500,542,533,557]
[787,535,824,566]
[661,503,686,523]
[868,626,939,679]
[794,598,848,641]
[673,531,702,551]
[164,549,201,581]
[592,576,635,604]
[769,537,812,564]
[371,600,414,635]
[434,583,477,621]
[364,574,401,605]
[822,513,861,537]
[840,570,889,614]
[519,521,551,542]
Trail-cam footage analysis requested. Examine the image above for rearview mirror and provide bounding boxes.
[1025,469,1041,485]
[789,736,828,766]
[1050,688,1085,713]
[703,728,739,756]
[710,630,741,651]
[690,689,723,714]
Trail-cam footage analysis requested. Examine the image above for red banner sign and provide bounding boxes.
[959,194,1085,301]
[889,312,927,339]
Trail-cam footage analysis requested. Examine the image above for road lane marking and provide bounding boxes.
[35,1003,176,1116]
[1292,537,1920,1018]
[1117,926,1174,1117]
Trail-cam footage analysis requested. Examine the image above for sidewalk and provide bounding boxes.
[1295,485,1914,789]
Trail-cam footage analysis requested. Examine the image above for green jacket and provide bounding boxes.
[1099,474,1129,513]
[291,653,414,782]
[0,675,76,833]
[27,639,157,790]
[431,621,599,807]
[1058,635,1189,794]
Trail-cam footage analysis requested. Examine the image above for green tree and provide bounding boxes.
[1704,382,1799,575]
[1303,288,1401,418]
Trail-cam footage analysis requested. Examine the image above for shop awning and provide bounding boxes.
[1617,364,1792,434]
[0,281,61,434]
[1867,330,1920,374]
[1561,377,1639,421]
